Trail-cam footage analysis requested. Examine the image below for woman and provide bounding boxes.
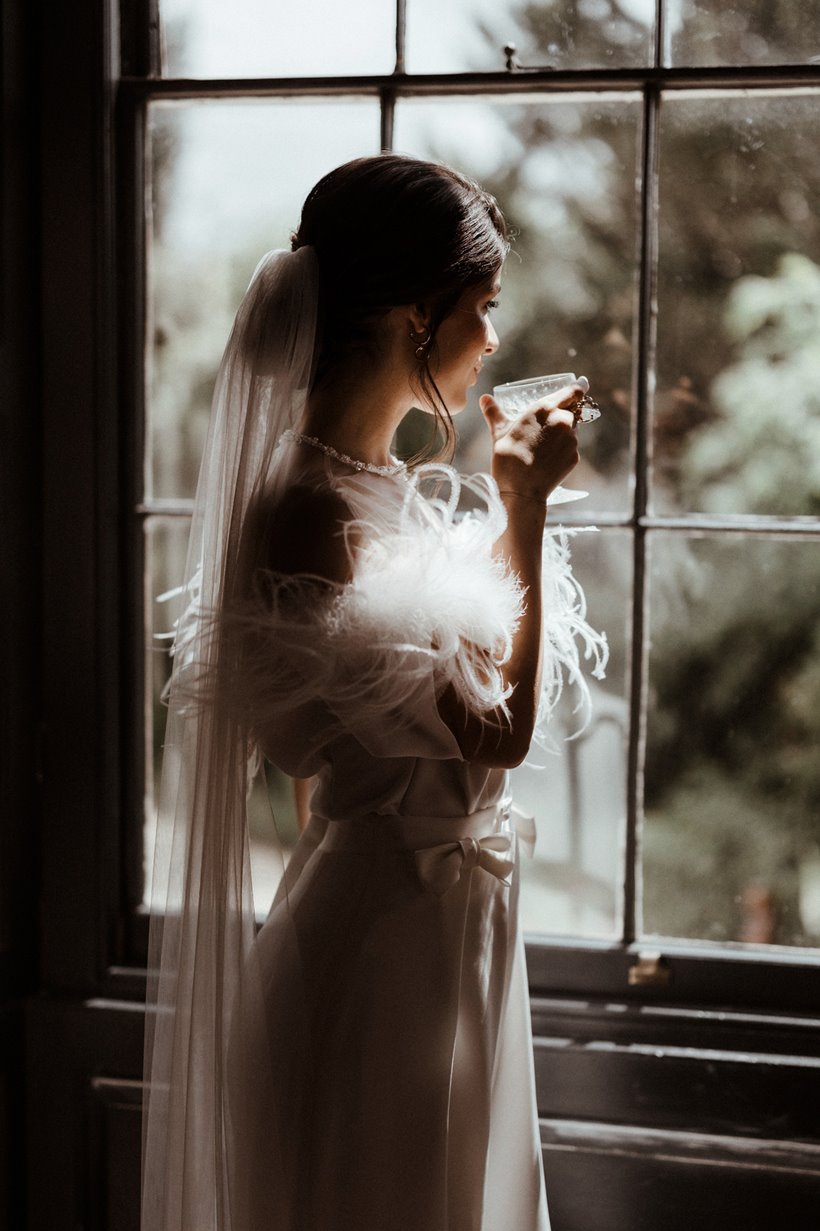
[142,153,606,1231]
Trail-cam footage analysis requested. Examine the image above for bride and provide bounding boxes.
[142,153,607,1231]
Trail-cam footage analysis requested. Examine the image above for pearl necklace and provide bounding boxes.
[283,428,406,476]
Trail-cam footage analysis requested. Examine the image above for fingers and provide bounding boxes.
[528,387,581,430]
[547,406,578,431]
[520,383,585,427]
[480,394,507,435]
[553,381,588,410]
[540,381,590,431]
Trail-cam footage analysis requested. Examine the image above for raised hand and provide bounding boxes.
[480,380,585,503]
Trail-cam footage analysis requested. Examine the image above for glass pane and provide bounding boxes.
[143,514,190,906]
[407,0,655,73]
[653,91,820,518]
[395,95,641,518]
[665,0,820,67]
[516,529,631,938]
[643,531,820,950]
[146,98,381,500]
[160,0,395,78]
[143,516,299,914]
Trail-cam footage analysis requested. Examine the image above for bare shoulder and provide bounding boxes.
[249,484,356,586]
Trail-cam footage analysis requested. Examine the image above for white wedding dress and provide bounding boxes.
[214,434,606,1231]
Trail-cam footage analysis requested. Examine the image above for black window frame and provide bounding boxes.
[107,0,820,1016]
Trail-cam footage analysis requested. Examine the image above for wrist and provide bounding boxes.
[498,490,548,529]
[498,489,546,507]
[493,468,548,504]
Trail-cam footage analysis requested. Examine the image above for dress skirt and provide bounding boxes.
[235,804,550,1231]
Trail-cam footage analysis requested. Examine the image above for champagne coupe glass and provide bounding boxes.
[491,372,600,505]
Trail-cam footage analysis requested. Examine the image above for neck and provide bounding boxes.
[300,358,416,469]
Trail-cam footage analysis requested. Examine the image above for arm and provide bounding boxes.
[437,384,583,768]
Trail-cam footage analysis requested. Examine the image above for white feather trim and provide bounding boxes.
[162,463,608,753]
[336,466,524,717]
[534,528,609,749]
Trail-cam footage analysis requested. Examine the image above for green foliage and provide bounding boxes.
[465,0,820,946]
[644,264,820,944]
[642,763,810,947]
[680,255,820,516]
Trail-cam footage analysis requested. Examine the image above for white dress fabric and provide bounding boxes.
[209,436,607,1231]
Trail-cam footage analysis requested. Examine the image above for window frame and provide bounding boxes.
[113,0,820,1014]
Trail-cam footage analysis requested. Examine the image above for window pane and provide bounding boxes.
[407,0,655,73]
[143,515,190,906]
[643,531,820,949]
[665,0,820,67]
[652,91,820,518]
[160,0,395,77]
[146,98,381,500]
[395,95,641,518]
[516,530,631,938]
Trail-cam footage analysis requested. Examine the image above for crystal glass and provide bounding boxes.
[492,371,601,505]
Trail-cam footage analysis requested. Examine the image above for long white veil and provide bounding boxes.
[140,236,609,1231]
[141,245,319,1231]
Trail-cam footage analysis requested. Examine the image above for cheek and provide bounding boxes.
[435,312,487,375]
[459,317,489,359]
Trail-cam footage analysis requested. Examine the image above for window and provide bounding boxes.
[126,0,820,1009]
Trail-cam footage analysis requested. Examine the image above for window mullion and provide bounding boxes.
[623,82,661,947]
[654,0,665,70]
[395,0,407,76]
[380,87,396,150]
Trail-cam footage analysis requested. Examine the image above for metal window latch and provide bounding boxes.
[503,43,558,73]
[503,44,520,72]
[628,951,671,987]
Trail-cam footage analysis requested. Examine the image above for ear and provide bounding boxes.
[407,302,432,334]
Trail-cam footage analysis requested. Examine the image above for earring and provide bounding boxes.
[409,326,431,361]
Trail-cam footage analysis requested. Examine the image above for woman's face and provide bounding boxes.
[430,274,502,414]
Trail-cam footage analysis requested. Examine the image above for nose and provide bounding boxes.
[485,317,500,355]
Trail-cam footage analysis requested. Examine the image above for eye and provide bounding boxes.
[485,299,500,313]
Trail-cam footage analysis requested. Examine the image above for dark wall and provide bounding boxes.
[1,1,41,1226]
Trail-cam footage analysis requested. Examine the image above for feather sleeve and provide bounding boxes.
[161,463,607,764]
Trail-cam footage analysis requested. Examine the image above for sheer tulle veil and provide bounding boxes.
[141,246,319,1231]
[140,233,610,1231]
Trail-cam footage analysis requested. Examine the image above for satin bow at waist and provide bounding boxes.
[414,832,514,896]
[316,800,534,896]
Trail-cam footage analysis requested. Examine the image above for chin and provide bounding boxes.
[444,386,470,416]
[417,390,468,417]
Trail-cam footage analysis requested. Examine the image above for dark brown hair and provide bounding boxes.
[291,153,509,460]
